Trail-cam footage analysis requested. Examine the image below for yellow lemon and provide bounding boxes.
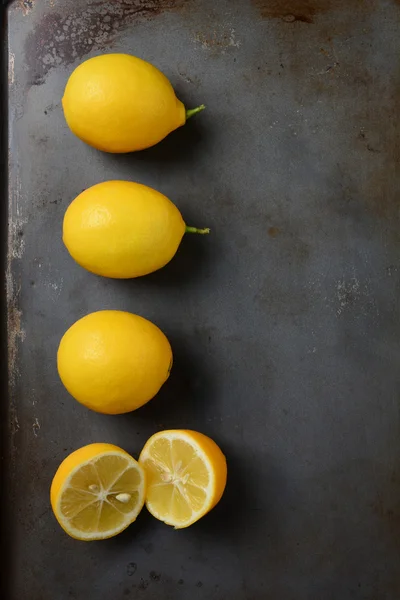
[139,430,227,528]
[63,180,209,279]
[57,310,172,414]
[51,443,146,540]
[62,53,205,153]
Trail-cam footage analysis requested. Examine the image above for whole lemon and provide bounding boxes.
[57,310,172,414]
[62,53,205,153]
[63,180,209,278]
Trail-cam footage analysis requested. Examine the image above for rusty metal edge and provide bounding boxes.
[1,2,11,598]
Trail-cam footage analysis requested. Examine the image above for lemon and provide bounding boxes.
[62,53,205,153]
[139,430,227,528]
[51,443,146,541]
[63,180,209,279]
[57,310,172,414]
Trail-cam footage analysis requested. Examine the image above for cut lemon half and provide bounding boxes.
[139,430,227,528]
[51,443,146,540]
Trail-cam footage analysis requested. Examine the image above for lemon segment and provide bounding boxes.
[139,430,227,528]
[51,444,146,541]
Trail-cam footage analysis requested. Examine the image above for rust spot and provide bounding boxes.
[24,0,192,85]
[193,27,241,52]
[18,0,35,15]
[7,297,24,391]
[7,217,27,397]
[252,0,367,23]
[268,226,280,237]
[6,265,24,441]
[252,0,333,23]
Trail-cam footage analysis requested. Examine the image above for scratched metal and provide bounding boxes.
[3,0,400,598]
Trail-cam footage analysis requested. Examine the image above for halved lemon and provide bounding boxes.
[51,443,146,540]
[139,430,227,528]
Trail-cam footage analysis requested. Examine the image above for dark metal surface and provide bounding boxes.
[4,0,400,598]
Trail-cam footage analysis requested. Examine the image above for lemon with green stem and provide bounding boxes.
[63,180,210,279]
[62,53,205,153]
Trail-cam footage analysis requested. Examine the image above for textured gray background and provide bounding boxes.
[4,0,400,598]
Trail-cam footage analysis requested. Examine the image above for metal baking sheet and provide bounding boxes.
[3,0,400,598]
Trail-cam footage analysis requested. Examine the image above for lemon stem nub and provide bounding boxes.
[186,104,206,120]
[185,226,210,235]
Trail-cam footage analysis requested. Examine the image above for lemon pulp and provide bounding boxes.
[139,430,227,528]
[51,443,146,540]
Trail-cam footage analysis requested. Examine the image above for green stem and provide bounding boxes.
[186,104,206,120]
[185,226,210,235]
